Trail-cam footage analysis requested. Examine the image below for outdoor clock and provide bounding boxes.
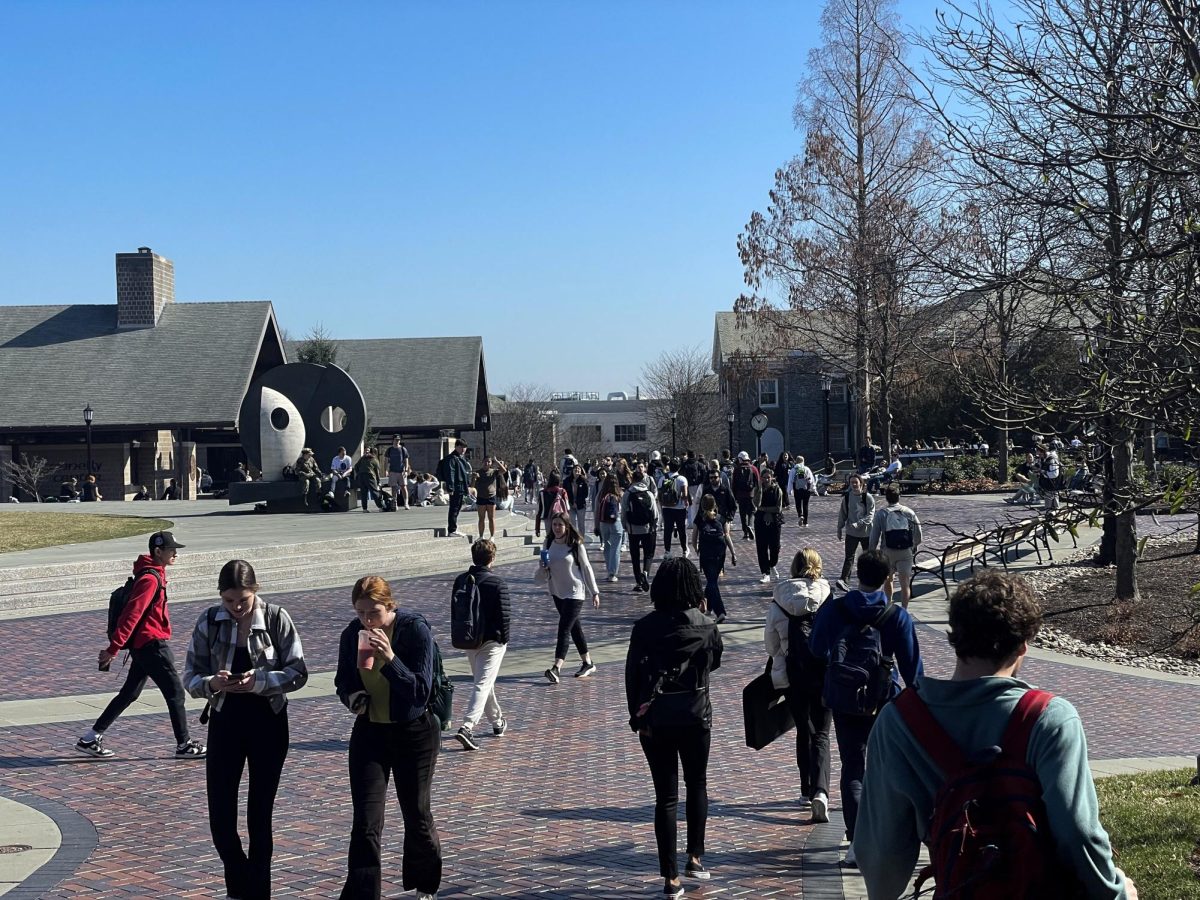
[750,410,769,433]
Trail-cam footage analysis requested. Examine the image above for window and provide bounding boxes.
[832,383,848,404]
[758,378,779,408]
[614,424,646,443]
[829,425,849,451]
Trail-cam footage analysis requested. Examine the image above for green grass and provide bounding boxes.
[0,511,174,553]
[1097,768,1200,899]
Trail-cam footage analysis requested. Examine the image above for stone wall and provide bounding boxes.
[116,248,175,329]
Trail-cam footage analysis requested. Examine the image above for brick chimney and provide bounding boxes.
[116,247,174,328]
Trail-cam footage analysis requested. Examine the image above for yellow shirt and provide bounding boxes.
[358,621,395,723]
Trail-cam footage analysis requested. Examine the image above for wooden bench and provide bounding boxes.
[987,518,1047,568]
[912,536,988,592]
[897,467,945,494]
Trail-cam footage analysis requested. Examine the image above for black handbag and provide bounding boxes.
[742,658,795,750]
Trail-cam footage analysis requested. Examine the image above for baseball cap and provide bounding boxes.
[737,451,750,461]
[149,531,185,552]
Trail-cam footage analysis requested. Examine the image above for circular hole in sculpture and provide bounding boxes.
[322,406,348,433]
[270,407,290,431]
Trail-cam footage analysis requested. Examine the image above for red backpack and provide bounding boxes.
[893,686,1084,900]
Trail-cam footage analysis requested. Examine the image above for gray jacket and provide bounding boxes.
[620,478,661,535]
[838,489,876,538]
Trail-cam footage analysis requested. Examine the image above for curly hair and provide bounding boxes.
[649,556,705,612]
[947,570,1042,663]
[352,575,395,610]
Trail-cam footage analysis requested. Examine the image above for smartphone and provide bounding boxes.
[228,672,250,681]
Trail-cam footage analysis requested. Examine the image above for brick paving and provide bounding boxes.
[1,492,1197,897]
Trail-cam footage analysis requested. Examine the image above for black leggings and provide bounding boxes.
[552,595,588,662]
[207,698,289,900]
[784,680,831,800]
[793,489,811,525]
[639,725,711,880]
[754,513,781,573]
[94,639,190,744]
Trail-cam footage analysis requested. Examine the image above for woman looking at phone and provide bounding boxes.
[184,559,308,900]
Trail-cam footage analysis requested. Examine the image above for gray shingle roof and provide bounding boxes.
[286,337,486,432]
[0,302,280,431]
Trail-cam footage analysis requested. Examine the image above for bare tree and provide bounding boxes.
[487,383,558,472]
[2,454,59,503]
[641,345,725,459]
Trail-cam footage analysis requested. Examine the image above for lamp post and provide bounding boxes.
[820,374,832,460]
[83,403,94,478]
[669,407,677,459]
[480,414,489,458]
[847,385,859,457]
[727,411,735,456]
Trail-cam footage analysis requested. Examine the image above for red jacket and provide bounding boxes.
[106,554,171,655]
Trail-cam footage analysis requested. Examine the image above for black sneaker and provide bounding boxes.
[493,718,508,737]
[175,739,207,759]
[75,736,113,758]
[544,667,560,684]
[575,662,597,678]
[664,882,684,898]
[684,861,710,880]
[835,579,849,592]
[455,727,480,751]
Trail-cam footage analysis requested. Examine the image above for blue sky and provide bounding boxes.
[0,0,947,397]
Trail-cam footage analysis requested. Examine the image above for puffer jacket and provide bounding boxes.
[765,577,831,689]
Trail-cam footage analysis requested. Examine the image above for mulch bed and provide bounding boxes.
[1039,538,1200,660]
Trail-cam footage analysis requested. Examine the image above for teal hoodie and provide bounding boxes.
[856,675,1129,899]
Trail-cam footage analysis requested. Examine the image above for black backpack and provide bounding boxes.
[106,570,165,645]
[733,465,755,494]
[450,572,485,650]
[772,600,825,687]
[659,476,680,507]
[697,518,726,560]
[627,489,655,526]
[428,640,454,728]
[822,599,900,716]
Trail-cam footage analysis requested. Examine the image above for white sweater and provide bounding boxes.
[543,539,599,600]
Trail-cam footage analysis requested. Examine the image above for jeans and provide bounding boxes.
[552,595,588,662]
[793,489,811,525]
[754,512,781,573]
[461,641,506,730]
[662,508,688,552]
[598,521,623,576]
[94,639,190,744]
[832,711,876,841]
[341,713,441,899]
[207,698,289,900]
[839,535,869,583]
[639,726,711,880]
[447,491,465,533]
[785,679,830,799]
[629,531,657,588]
[571,507,588,540]
[736,497,756,538]
[700,558,725,618]
[687,486,703,527]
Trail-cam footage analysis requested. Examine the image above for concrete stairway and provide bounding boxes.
[0,516,538,618]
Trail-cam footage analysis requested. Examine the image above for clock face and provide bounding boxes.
[751,412,769,432]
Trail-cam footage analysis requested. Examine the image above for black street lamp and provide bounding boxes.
[669,407,677,459]
[480,413,489,458]
[83,403,94,477]
[727,411,735,456]
[820,373,832,460]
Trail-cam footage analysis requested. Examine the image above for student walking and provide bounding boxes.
[659,459,690,559]
[522,460,540,504]
[765,549,832,823]
[568,466,590,542]
[184,560,308,900]
[754,468,785,584]
[691,494,736,623]
[386,436,410,510]
[731,452,760,541]
[335,576,442,900]
[76,531,206,760]
[452,540,511,751]
[538,512,601,683]
[625,557,724,898]
[594,474,625,582]
[621,461,661,593]
[436,438,472,536]
[787,456,816,527]
[535,471,571,539]
[868,485,923,608]
[835,475,875,592]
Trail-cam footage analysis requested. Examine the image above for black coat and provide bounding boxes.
[624,607,723,731]
[467,565,511,644]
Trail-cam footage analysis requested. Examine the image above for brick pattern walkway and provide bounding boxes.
[1,493,1196,897]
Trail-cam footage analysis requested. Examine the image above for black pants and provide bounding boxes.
[699,558,725,618]
[662,508,687,552]
[629,531,657,588]
[785,680,831,799]
[793,489,811,525]
[447,491,465,533]
[94,639,189,744]
[552,595,588,662]
[341,713,441,899]
[639,725,711,880]
[754,513,781,573]
[736,496,755,538]
[832,711,875,841]
[207,698,289,900]
[358,482,383,511]
[840,535,869,583]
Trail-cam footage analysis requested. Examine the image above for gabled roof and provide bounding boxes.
[287,337,487,432]
[712,310,844,371]
[0,301,282,431]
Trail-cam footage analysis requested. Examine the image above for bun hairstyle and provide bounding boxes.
[352,575,396,610]
[218,559,259,593]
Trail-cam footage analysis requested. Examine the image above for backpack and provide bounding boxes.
[883,507,914,550]
[697,518,726,560]
[626,488,655,526]
[523,465,537,487]
[450,572,485,650]
[772,600,825,687]
[893,687,1083,900]
[600,493,620,524]
[733,465,755,495]
[106,569,165,645]
[822,598,899,715]
[633,657,708,730]
[659,476,681,507]
[428,640,454,729]
[541,487,568,519]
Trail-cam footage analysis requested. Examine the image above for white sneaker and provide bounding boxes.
[607,574,619,583]
[771,566,781,580]
[811,792,829,823]
[758,574,771,584]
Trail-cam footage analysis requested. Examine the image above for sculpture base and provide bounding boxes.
[227,481,352,513]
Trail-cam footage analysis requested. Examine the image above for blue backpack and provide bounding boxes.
[822,599,899,716]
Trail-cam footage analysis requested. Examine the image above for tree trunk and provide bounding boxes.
[997,426,1009,484]
[1098,441,1117,565]
[1112,435,1140,601]
[1142,423,1156,479]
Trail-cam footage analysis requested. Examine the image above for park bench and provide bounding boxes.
[898,466,945,494]
[912,535,988,592]
[987,518,1048,568]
